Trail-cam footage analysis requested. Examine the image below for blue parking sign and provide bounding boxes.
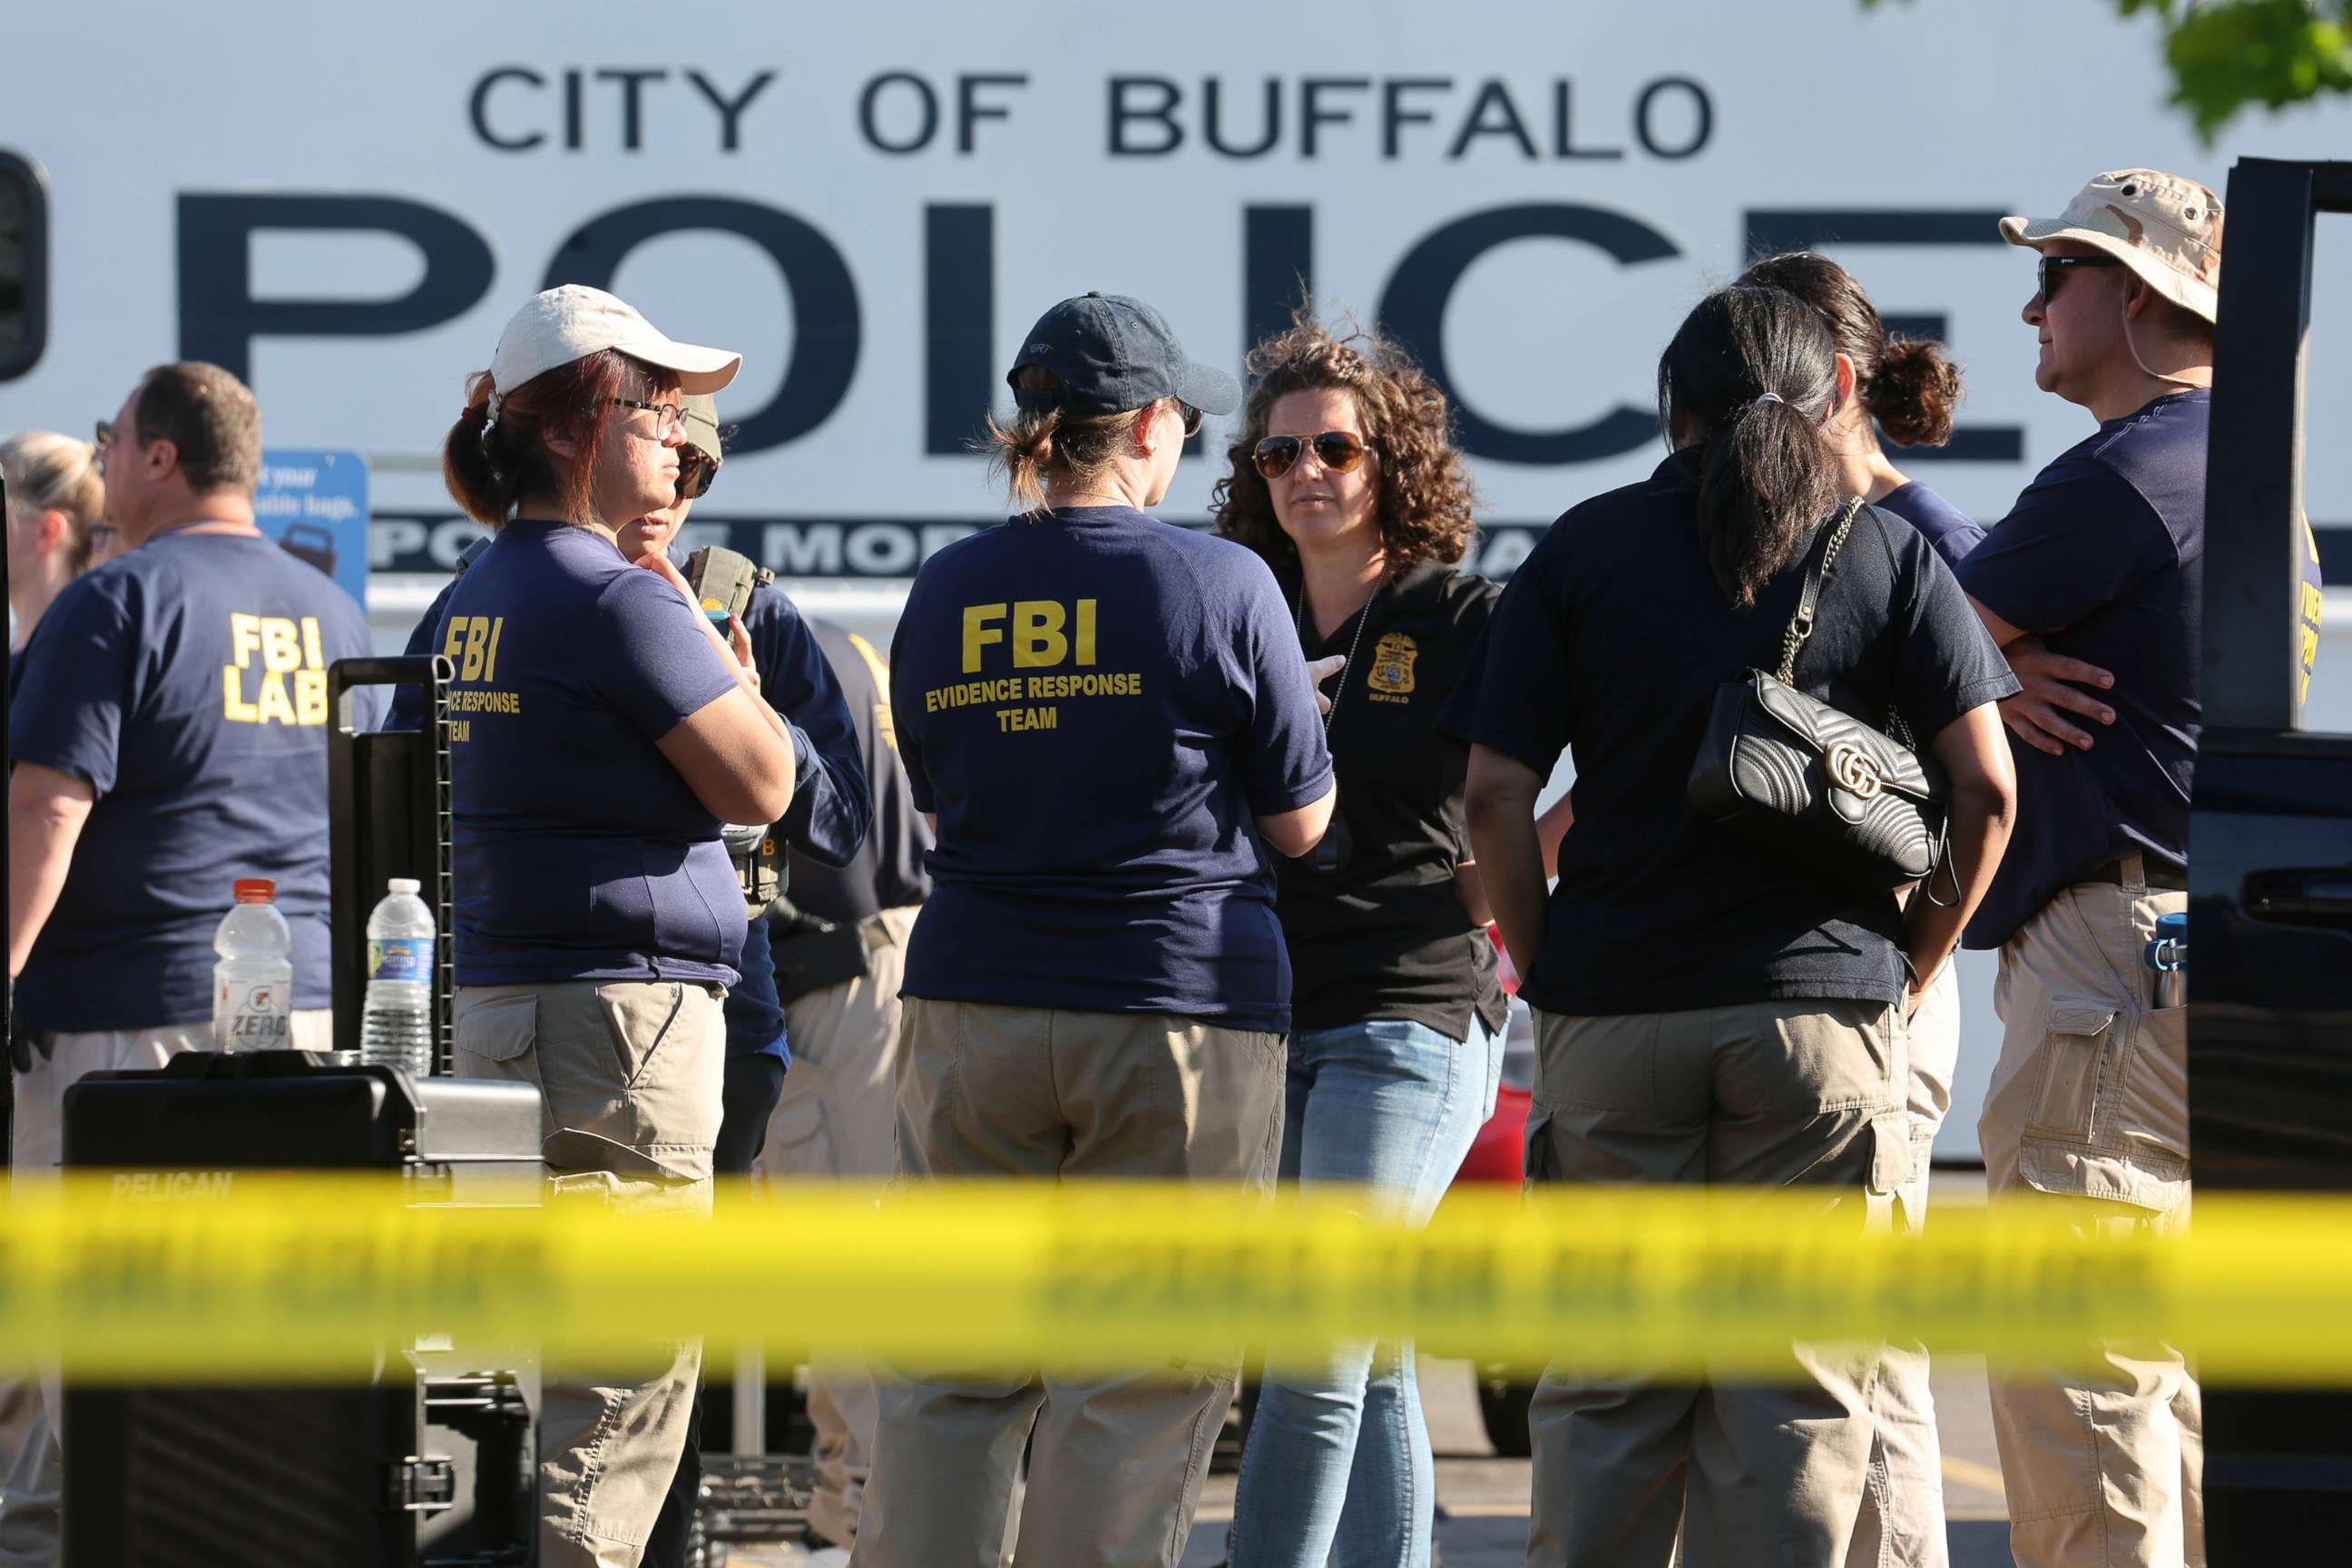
[254,449,369,605]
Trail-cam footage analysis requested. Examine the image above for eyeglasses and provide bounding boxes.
[1253,430,1370,481]
[2036,254,2126,302]
[676,447,718,502]
[610,397,689,438]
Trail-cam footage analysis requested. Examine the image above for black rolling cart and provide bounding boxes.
[56,656,546,1567]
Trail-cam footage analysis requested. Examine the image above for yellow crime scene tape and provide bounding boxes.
[2,1175,2348,1384]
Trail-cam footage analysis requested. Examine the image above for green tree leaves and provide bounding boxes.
[1867,1,2351,141]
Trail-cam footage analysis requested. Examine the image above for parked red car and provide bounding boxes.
[1439,926,1537,1455]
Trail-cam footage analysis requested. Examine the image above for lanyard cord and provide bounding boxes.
[1298,575,1385,734]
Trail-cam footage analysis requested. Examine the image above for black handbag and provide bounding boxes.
[1686,498,1953,896]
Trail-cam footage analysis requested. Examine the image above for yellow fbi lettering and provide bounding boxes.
[963,600,1097,672]
[440,615,507,683]
[439,615,517,742]
[220,613,328,726]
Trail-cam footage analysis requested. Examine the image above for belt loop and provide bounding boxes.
[2120,851,2146,893]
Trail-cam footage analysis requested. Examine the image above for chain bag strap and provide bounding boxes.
[1687,497,1953,896]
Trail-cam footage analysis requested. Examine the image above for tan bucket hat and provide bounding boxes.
[681,392,723,468]
[2000,169,2224,323]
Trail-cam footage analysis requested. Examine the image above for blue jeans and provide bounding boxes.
[1230,1015,1504,1568]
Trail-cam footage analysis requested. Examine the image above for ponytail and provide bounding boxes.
[439,351,641,527]
[979,367,1145,510]
[440,371,510,525]
[1867,337,1963,448]
[1694,395,1840,608]
[983,404,1066,512]
[1739,250,1965,451]
[1658,285,1845,609]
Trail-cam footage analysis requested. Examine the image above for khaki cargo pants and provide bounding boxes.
[760,904,922,1551]
[456,980,726,1568]
[851,997,1286,1568]
[1850,958,1962,1568]
[1523,998,1908,1568]
[1977,858,2200,1568]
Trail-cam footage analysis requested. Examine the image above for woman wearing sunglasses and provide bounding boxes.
[437,285,801,1568]
[387,392,724,731]
[1212,313,1506,1568]
[859,291,1334,1567]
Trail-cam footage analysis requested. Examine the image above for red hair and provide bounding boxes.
[441,350,671,526]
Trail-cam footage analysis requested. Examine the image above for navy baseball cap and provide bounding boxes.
[1007,292,1241,418]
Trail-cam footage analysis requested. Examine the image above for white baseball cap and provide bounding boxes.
[488,285,741,404]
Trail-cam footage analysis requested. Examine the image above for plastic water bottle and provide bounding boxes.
[213,879,294,1052]
[360,877,436,1078]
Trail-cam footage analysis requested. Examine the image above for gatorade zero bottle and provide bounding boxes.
[212,878,295,1052]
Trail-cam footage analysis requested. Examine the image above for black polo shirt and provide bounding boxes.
[1443,451,2017,1017]
[1275,555,1508,1042]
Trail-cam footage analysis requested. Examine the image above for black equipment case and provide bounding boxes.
[60,1055,544,1567]
[56,654,546,1567]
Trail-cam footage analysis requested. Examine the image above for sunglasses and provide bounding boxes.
[1178,402,1205,439]
[676,447,718,502]
[1252,430,1370,481]
[2036,253,2126,301]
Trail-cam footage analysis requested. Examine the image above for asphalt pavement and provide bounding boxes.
[728,1173,2020,1567]
[1174,1350,2016,1568]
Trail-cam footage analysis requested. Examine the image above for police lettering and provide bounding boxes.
[182,187,2033,473]
[220,612,329,726]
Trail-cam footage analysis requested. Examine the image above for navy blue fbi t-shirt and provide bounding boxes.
[1274,557,1508,1044]
[1444,452,2018,1017]
[1876,482,1985,572]
[10,532,372,1032]
[1959,390,2200,947]
[891,506,1335,1033]
[727,580,872,1061]
[1958,390,2323,947]
[443,522,746,988]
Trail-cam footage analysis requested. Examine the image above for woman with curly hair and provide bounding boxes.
[1216,312,1506,1568]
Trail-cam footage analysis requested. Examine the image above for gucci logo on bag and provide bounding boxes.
[1828,741,1886,800]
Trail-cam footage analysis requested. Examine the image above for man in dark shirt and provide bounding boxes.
[2,363,372,1563]
[756,619,929,1559]
[1957,169,2225,1568]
